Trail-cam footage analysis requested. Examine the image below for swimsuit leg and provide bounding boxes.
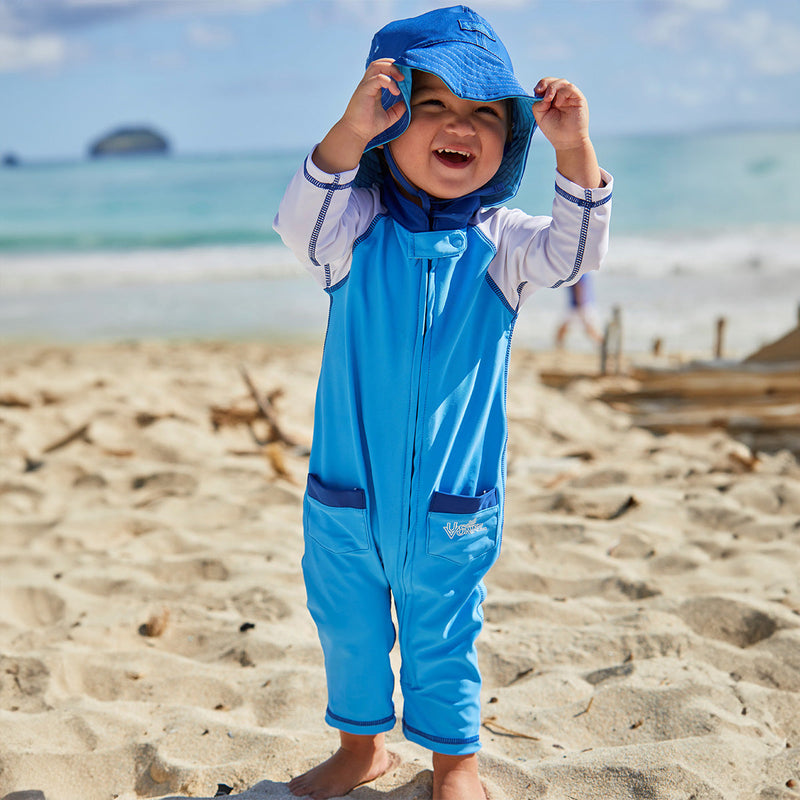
[302,492,397,735]
[398,501,501,754]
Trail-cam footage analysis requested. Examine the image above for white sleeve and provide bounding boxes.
[272,150,383,289]
[480,168,613,311]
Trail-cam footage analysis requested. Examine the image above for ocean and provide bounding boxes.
[2,129,799,357]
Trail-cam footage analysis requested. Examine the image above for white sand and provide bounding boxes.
[1,340,799,800]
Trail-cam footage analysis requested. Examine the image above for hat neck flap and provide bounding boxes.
[380,145,507,233]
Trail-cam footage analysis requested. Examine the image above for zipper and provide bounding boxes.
[398,256,434,689]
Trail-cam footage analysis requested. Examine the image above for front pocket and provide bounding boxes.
[303,473,370,555]
[426,489,499,565]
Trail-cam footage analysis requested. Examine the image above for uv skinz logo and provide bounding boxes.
[444,518,488,540]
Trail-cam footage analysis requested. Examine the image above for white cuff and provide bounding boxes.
[555,167,613,202]
[304,147,360,188]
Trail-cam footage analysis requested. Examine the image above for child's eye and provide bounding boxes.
[477,106,501,118]
[417,98,445,108]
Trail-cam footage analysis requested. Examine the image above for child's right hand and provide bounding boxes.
[312,59,405,175]
[341,59,406,146]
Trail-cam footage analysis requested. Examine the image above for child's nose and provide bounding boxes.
[444,112,475,135]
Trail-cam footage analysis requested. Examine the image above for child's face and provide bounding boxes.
[387,71,508,201]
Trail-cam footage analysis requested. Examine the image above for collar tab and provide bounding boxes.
[406,229,468,259]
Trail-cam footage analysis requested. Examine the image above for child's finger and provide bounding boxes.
[375,72,402,96]
[534,76,558,98]
[366,58,405,83]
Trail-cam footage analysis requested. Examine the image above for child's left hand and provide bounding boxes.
[532,77,602,188]
[532,78,591,152]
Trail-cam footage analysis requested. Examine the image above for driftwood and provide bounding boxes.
[596,360,800,457]
[481,715,541,740]
[210,366,310,475]
[602,362,800,403]
[41,422,92,454]
[0,394,31,409]
[539,352,800,457]
[237,365,298,448]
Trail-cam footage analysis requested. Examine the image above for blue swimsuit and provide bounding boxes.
[274,4,613,755]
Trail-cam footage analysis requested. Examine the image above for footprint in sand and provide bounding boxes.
[232,587,291,622]
[678,596,780,648]
[0,482,44,515]
[0,655,50,712]
[0,586,66,628]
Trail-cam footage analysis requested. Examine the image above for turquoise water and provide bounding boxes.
[2,129,799,353]
[2,130,799,254]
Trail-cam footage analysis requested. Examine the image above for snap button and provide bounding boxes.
[449,233,465,247]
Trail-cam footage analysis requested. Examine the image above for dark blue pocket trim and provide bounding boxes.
[307,473,366,509]
[429,488,498,514]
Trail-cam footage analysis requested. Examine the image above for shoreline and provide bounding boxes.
[1,339,799,799]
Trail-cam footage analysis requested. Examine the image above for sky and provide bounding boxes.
[2,0,800,160]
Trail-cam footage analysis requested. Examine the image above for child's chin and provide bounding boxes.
[422,179,475,200]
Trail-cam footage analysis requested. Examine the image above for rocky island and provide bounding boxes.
[88,126,170,158]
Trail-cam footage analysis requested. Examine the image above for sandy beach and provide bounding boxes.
[1,338,799,800]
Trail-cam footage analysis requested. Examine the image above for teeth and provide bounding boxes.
[438,148,470,156]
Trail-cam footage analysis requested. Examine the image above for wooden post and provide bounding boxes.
[601,306,623,375]
[714,317,727,360]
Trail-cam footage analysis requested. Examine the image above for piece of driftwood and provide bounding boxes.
[602,362,800,403]
[210,406,262,429]
[41,422,92,454]
[596,359,800,456]
[237,365,299,448]
[210,367,310,472]
[481,716,541,740]
[0,394,31,408]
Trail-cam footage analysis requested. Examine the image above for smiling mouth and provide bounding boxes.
[434,148,474,166]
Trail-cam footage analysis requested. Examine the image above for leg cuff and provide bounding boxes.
[402,719,481,755]
[325,707,396,736]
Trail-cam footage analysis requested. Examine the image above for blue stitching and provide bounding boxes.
[485,273,516,315]
[551,187,592,289]
[403,720,480,746]
[303,159,354,191]
[516,280,527,312]
[326,273,350,294]
[327,707,395,728]
[554,182,611,209]
[308,172,339,272]
[474,226,518,316]
[354,213,388,252]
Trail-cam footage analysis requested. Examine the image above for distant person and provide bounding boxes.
[273,6,612,799]
[555,272,603,346]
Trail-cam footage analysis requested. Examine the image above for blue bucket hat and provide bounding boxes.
[355,5,538,207]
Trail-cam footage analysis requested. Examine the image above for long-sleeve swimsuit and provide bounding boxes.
[274,152,613,755]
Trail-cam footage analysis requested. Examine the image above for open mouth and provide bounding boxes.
[434,148,474,166]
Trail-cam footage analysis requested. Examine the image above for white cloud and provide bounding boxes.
[712,9,800,76]
[0,0,287,34]
[637,0,731,46]
[187,22,234,49]
[0,32,68,72]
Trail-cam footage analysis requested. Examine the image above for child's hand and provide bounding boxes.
[532,77,602,188]
[341,59,406,145]
[532,78,591,151]
[312,59,405,174]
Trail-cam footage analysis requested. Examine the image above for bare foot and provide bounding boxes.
[289,731,398,799]
[432,752,487,800]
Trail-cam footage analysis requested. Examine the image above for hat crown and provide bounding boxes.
[371,6,509,64]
